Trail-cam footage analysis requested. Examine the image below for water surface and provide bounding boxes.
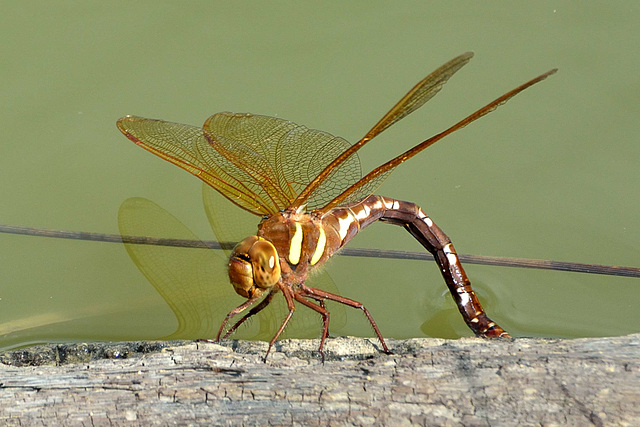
[1,3,638,351]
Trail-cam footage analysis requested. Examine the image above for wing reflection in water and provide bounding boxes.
[118,185,346,342]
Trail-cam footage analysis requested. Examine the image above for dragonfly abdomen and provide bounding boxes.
[321,195,508,337]
[375,196,509,338]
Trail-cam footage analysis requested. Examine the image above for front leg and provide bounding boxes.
[379,197,509,338]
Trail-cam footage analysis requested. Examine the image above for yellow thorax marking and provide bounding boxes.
[288,222,303,265]
[310,227,326,265]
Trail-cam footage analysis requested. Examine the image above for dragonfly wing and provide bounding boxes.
[117,116,270,216]
[319,68,558,213]
[291,52,474,209]
[203,113,361,211]
[202,183,259,252]
[281,124,362,211]
[118,197,263,340]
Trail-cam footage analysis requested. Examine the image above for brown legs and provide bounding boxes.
[216,292,276,341]
[215,281,390,361]
[296,284,391,358]
[215,285,294,362]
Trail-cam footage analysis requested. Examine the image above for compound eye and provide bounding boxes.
[231,236,259,258]
[248,239,281,288]
[228,236,260,298]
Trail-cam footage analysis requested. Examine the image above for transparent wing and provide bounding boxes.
[291,52,475,209]
[202,183,257,253]
[119,53,476,214]
[203,113,361,211]
[118,197,245,339]
[119,195,347,341]
[117,117,272,216]
[319,68,558,213]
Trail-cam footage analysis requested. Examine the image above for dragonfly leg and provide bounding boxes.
[298,294,330,336]
[292,290,330,362]
[216,293,269,342]
[299,284,391,354]
[263,282,296,362]
[221,292,276,340]
[379,197,510,338]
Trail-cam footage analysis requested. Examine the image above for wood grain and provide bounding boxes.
[1,334,638,425]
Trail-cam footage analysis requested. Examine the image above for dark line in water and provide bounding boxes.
[1,224,639,278]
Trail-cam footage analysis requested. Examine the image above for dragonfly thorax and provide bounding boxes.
[257,210,336,271]
[228,235,281,299]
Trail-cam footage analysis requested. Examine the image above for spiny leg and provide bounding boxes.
[221,292,276,340]
[380,198,509,338]
[292,289,330,361]
[215,294,264,342]
[299,294,331,337]
[263,282,297,362]
[300,284,391,354]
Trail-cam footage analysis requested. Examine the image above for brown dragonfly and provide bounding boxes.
[117,52,556,360]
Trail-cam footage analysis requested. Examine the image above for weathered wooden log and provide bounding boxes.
[1,334,638,425]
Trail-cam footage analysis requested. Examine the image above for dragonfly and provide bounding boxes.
[117,52,556,360]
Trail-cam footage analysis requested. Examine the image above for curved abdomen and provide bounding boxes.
[322,195,509,338]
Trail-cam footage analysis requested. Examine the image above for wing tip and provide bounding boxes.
[116,115,137,133]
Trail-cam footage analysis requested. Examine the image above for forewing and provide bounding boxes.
[203,113,361,211]
[117,116,270,216]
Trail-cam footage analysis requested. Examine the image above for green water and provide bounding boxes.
[1,2,639,351]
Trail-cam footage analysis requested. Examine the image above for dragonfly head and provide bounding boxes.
[228,235,281,299]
